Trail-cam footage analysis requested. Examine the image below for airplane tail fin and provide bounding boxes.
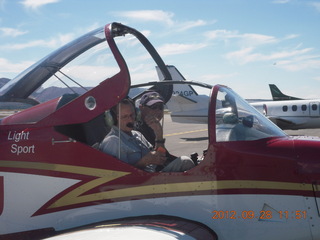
[156,65,199,99]
[269,84,303,101]
[156,65,209,123]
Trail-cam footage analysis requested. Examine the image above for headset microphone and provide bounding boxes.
[126,122,134,128]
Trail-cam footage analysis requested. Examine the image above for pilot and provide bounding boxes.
[99,98,194,172]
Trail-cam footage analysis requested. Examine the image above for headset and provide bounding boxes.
[105,97,140,127]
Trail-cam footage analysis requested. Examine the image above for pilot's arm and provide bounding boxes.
[143,115,166,150]
[100,133,166,170]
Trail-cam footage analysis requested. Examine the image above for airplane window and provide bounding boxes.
[292,105,297,111]
[282,106,288,112]
[301,105,307,111]
[312,104,318,111]
[215,86,286,142]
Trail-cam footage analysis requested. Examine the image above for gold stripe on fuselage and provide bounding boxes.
[0,161,313,209]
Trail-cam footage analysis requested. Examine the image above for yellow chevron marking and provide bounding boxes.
[0,161,313,209]
[0,161,130,208]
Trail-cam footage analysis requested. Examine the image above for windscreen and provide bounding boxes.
[215,86,287,142]
[32,32,119,103]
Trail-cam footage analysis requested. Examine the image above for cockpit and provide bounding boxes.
[0,22,288,173]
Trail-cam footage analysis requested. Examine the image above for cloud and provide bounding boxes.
[272,0,291,3]
[114,10,174,26]
[0,58,34,74]
[276,53,320,71]
[0,27,28,37]
[205,30,278,47]
[313,76,320,82]
[204,28,316,71]
[0,0,5,10]
[224,46,317,71]
[157,43,207,56]
[309,2,320,12]
[114,10,210,32]
[20,0,60,10]
[205,29,238,40]
[1,33,74,50]
[176,19,209,32]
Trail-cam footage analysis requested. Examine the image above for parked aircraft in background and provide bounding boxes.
[160,68,320,130]
[156,65,269,124]
[156,65,212,124]
[251,99,320,130]
[253,84,320,130]
[269,84,303,101]
[1,22,320,240]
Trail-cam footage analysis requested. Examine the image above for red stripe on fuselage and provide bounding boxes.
[0,176,3,216]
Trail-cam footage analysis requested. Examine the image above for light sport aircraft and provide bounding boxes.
[0,22,320,240]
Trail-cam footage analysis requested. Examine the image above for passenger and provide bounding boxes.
[135,91,178,170]
[135,91,165,147]
[99,98,194,172]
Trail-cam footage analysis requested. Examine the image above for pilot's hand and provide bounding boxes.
[145,115,163,137]
[150,150,166,166]
[137,150,166,169]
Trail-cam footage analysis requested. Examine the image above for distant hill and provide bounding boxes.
[0,77,146,111]
[32,86,145,103]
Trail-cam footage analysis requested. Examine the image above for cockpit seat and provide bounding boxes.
[54,93,110,146]
[82,113,110,146]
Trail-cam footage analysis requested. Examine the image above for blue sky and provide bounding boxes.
[1,0,320,99]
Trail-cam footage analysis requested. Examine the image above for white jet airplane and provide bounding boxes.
[250,100,320,130]
[158,66,320,130]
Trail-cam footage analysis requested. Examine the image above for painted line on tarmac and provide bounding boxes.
[164,129,208,137]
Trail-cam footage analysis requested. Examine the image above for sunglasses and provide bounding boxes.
[148,104,164,110]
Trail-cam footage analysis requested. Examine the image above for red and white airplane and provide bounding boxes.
[0,22,320,240]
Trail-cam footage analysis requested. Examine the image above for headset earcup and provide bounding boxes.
[105,110,115,127]
[135,107,141,122]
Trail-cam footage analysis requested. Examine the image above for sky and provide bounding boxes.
[0,0,320,99]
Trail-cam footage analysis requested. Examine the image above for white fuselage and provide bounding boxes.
[1,171,320,240]
[251,100,320,129]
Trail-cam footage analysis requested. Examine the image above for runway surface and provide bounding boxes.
[163,114,208,158]
[162,114,320,158]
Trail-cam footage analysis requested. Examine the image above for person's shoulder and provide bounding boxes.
[100,132,118,151]
[107,126,119,135]
[101,128,118,143]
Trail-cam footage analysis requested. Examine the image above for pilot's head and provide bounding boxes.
[139,91,164,121]
[113,98,136,134]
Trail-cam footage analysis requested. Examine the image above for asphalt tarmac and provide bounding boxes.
[163,114,208,158]
[162,114,320,158]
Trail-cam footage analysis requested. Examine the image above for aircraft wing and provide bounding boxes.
[45,226,195,240]
[44,216,216,240]
[268,116,296,129]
